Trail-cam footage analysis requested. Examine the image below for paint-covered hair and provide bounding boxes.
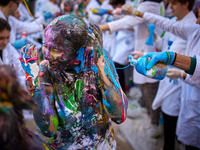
[44,14,89,59]
[0,64,36,150]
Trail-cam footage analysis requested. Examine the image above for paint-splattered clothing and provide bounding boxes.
[33,50,120,150]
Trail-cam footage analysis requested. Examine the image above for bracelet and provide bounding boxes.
[171,52,177,65]
[135,10,139,16]
[165,51,171,65]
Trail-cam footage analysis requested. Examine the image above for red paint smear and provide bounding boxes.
[19,57,38,63]
[122,107,125,122]
[118,102,123,107]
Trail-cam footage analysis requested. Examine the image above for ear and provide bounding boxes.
[8,1,14,7]
[184,1,189,10]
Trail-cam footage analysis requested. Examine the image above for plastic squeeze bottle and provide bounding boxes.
[128,55,167,80]
[21,29,27,39]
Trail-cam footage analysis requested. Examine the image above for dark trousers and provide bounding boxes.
[141,82,160,125]
[114,62,125,91]
[162,111,178,150]
[186,145,200,150]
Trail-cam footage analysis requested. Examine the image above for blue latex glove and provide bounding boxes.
[145,23,155,45]
[43,12,53,21]
[135,57,148,76]
[91,8,108,16]
[142,51,174,70]
[13,39,27,49]
[106,15,114,22]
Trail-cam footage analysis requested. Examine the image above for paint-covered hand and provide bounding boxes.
[91,8,108,16]
[13,38,27,49]
[88,23,103,63]
[19,44,39,92]
[142,52,174,70]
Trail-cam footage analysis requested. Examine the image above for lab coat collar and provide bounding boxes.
[0,9,7,20]
[179,11,196,23]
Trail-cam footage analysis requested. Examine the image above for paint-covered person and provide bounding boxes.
[20,14,128,149]
[0,64,52,150]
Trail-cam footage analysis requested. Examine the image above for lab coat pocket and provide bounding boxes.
[188,100,200,119]
[188,88,200,119]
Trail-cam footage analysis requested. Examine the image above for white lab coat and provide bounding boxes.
[0,44,26,89]
[112,0,135,65]
[143,12,200,148]
[34,0,49,18]
[190,55,200,83]
[113,29,135,65]
[84,0,102,25]
[108,1,164,84]
[152,11,197,117]
[18,3,33,22]
[100,0,116,58]
[41,1,61,24]
[0,10,44,43]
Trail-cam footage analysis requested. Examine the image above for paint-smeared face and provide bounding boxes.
[44,14,89,72]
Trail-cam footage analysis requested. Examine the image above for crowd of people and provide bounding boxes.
[0,0,200,149]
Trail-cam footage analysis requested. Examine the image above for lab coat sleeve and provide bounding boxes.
[190,55,200,83]
[108,1,162,33]
[10,16,43,35]
[108,15,145,32]
[143,12,199,41]
[10,44,26,89]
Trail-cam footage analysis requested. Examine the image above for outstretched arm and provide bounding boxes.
[89,24,128,124]
[19,45,59,137]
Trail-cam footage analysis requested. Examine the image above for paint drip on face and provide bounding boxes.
[44,14,89,72]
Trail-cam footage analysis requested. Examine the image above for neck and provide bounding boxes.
[0,6,10,19]
[177,10,190,21]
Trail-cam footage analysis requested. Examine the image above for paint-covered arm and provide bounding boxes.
[33,60,59,137]
[89,24,128,124]
[19,45,59,137]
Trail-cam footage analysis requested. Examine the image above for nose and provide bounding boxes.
[3,38,9,45]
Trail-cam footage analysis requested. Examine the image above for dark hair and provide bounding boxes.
[109,0,125,6]
[0,18,11,32]
[169,0,195,11]
[0,0,13,6]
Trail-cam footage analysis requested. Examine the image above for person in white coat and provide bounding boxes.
[0,0,52,49]
[0,18,25,89]
[151,0,196,149]
[99,0,165,137]
[130,8,200,149]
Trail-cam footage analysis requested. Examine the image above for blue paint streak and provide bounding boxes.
[91,65,98,74]
[21,63,34,77]
[103,98,110,107]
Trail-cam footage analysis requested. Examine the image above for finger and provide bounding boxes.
[33,47,39,58]
[24,44,32,57]
[146,57,158,70]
